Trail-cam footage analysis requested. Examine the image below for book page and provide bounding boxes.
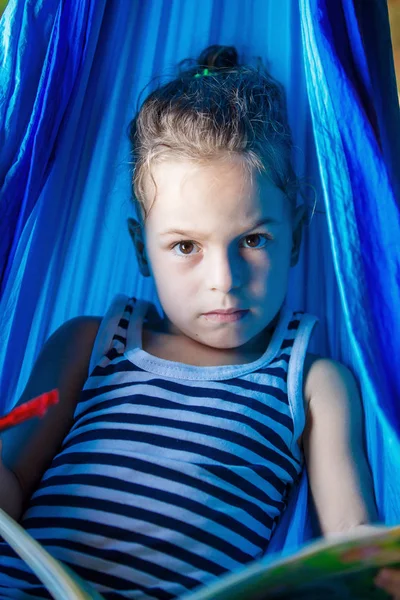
[181,525,400,600]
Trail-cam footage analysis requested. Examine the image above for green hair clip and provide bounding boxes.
[194,68,211,78]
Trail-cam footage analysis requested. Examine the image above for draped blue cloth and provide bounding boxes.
[0,0,107,298]
[0,0,399,570]
[269,0,400,558]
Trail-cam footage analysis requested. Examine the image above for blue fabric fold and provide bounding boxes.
[264,0,400,558]
[0,0,106,298]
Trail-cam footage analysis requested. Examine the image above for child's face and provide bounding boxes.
[129,155,302,352]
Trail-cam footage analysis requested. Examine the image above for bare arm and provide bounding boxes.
[0,316,101,520]
[302,358,379,537]
[0,440,22,520]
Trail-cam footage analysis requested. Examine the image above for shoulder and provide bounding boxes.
[303,353,360,408]
[63,315,103,330]
[301,354,366,467]
[301,355,378,533]
[45,316,103,368]
[59,315,103,345]
[2,315,104,499]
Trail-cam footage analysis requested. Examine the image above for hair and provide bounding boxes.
[128,44,315,229]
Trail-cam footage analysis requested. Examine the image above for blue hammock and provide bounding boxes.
[0,0,399,564]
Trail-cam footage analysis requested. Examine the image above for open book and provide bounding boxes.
[181,525,400,600]
[0,507,399,599]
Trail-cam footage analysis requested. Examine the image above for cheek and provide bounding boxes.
[149,250,198,294]
[268,235,292,265]
[249,241,291,285]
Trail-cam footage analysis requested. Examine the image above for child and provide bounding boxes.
[0,44,398,599]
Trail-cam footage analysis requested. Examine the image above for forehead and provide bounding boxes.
[145,156,289,227]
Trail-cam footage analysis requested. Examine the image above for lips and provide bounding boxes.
[203,310,249,323]
[204,309,244,315]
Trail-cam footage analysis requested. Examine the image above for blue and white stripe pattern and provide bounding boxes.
[0,295,318,599]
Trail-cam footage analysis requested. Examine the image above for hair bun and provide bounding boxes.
[197,45,239,70]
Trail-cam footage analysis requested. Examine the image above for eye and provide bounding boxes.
[172,240,199,257]
[171,233,272,257]
[240,233,272,249]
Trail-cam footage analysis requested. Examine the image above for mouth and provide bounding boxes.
[202,310,249,323]
[204,308,245,315]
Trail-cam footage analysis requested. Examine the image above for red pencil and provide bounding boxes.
[0,390,59,432]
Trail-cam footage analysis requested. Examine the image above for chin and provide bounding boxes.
[203,331,249,350]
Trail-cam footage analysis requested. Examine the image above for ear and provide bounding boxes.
[127,218,151,277]
[290,204,306,267]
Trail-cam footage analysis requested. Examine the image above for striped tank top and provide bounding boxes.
[0,294,318,600]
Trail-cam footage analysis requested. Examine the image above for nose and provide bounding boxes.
[206,248,245,293]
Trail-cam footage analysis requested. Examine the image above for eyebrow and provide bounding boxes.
[160,217,280,238]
